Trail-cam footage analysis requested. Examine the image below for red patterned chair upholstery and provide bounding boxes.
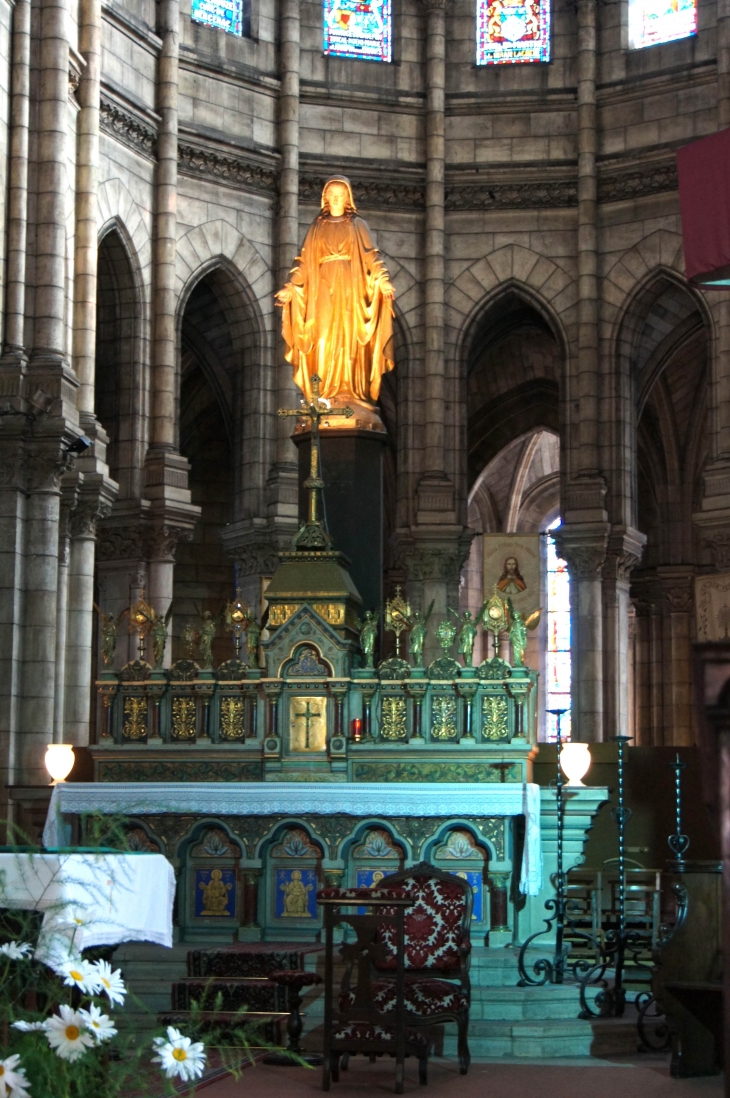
[370,862,473,1074]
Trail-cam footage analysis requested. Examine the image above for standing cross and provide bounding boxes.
[297,699,322,749]
[278,374,353,549]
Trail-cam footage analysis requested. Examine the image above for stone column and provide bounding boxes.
[73,0,102,420]
[575,0,599,478]
[150,0,179,457]
[53,489,75,743]
[2,0,31,362]
[17,450,74,784]
[64,499,112,742]
[657,567,695,746]
[417,0,455,520]
[32,0,71,367]
[602,526,645,740]
[401,537,472,665]
[695,5,730,545]
[718,0,730,126]
[267,0,301,532]
[554,527,607,742]
[145,0,198,624]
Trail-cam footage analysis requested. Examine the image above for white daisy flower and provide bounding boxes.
[0,1054,31,1098]
[45,1005,95,1062]
[79,1004,117,1044]
[55,958,101,995]
[91,959,126,1006]
[0,941,33,961]
[11,1020,47,1032]
[152,1027,206,1082]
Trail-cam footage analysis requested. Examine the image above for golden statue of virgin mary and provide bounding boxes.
[275,177,396,417]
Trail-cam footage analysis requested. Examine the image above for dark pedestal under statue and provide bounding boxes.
[294,428,385,616]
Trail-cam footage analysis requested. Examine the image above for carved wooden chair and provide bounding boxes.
[317,886,429,1094]
[342,862,473,1075]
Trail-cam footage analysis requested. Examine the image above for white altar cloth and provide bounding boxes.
[43,781,542,895]
[0,851,175,965]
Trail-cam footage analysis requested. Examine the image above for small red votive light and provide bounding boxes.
[351,718,362,742]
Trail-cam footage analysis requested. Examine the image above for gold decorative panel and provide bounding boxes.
[431,696,458,740]
[219,697,245,740]
[172,697,197,740]
[482,696,509,741]
[312,602,345,625]
[380,697,407,741]
[123,696,147,740]
[289,695,328,752]
[269,603,301,627]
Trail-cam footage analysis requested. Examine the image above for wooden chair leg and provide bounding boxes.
[322,1055,331,1091]
[457,1017,470,1075]
[331,1055,340,1082]
[419,1054,428,1085]
[341,1053,350,1071]
[395,1056,404,1095]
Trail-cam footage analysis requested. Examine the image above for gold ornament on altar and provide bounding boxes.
[128,592,156,661]
[275,177,395,427]
[385,587,411,657]
[482,588,510,638]
[224,588,252,662]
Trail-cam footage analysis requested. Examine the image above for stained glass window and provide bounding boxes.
[192,0,244,35]
[628,0,697,49]
[545,519,571,742]
[476,0,550,65]
[323,0,392,62]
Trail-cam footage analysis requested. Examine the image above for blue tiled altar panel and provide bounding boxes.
[194,867,236,918]
[275,867,318,919]
[447,869,483,922]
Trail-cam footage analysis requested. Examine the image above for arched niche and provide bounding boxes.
[177,822,244,941]
[259,824,324,940]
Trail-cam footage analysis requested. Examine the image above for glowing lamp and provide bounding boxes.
[560,742,591,787]
[45,744,75,785]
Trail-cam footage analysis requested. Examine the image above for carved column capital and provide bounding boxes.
[149,522,193,561]
[603,525,646,584]
[399,532,473,584]
[657,567,695,613]
[552,522,608,580]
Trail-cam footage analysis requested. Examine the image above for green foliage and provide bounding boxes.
[0,822,288,1097]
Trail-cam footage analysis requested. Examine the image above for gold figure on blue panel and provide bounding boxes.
[199,868,233,916]
[280,869,314,917]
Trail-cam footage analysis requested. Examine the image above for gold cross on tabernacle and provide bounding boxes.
[278,374,353,549]
[297,699,322,749]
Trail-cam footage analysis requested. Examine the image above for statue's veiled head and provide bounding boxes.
[321,176,357,217]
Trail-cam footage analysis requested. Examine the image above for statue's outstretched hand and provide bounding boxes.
[275,284,293,306]
[382,282,395,301]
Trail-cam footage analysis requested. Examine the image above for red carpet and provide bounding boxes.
[199,1057,724,1097]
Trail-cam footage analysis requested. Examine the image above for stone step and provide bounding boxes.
[470,984,585,1021]
[443,1017,596,1059]
[171,977,287,1012]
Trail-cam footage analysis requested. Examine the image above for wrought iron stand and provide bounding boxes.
[517,709,572,985]
[635,752,689,1050]
[578,734,640,1017]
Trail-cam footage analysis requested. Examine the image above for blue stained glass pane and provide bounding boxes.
[192,0,244,35]
[547,651,571,694]
[323,0,392,62]
[476,0,550,65]
[628,0,697,49]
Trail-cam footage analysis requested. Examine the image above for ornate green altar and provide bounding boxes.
[91,375,539,944]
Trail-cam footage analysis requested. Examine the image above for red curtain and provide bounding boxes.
[677,128,730,286]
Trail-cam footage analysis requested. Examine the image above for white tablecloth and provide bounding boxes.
[43,780,543,895]
[0,852,176,966]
